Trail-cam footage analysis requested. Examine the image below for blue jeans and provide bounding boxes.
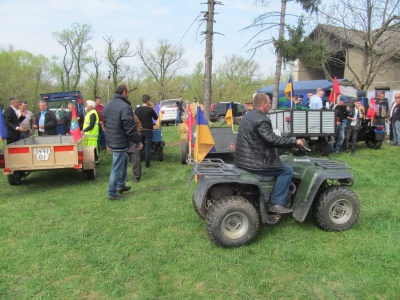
[98,125,106,150]
[251,163,293,206]
[140,130,153,168]
[334,122,346,152]
[394,120,400,144]
[108,150,129,197]
[175,110,182,125]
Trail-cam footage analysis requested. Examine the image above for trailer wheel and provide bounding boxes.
[85,168,96,180]
[180,142,188,164]
[206,196,259,248]
[313,186,360,231]
[7,174,22,186]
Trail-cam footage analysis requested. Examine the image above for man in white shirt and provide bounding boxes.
[309,88,324,110]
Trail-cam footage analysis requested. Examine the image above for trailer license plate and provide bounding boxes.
[34,148,51,161]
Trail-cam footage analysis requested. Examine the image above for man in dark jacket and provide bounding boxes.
[3,97,27,144]
[103,85,143,200]
[36,101,57,136]
[235,93,303,214]
[134,94,158,168]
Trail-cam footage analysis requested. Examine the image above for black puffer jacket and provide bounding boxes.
[234,108,297,170]
[103,94,141,150]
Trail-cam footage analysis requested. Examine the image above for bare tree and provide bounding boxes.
[317,0,400,89]
[137,39,187,100]
[214,54,261,101]
[52,23,93,91]
[243,0,320,108]
[86,51,102,97]
[104,35,135,90]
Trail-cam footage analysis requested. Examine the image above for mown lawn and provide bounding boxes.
[1,126,399,299]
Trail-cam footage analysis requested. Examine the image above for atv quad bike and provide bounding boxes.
[189,150,360,248]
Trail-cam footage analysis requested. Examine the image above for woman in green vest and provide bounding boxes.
[83,100,100,164]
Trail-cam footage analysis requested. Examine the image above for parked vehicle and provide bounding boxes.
[189,150,360,248]
[40,91,85,134]
[0,135,96,185]
[210,102,245,123]
[159,99,178,126]
[356,120,385,149]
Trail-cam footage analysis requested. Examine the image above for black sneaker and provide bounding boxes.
[108,194,126,201]
[267,204,293,214]
[117,186,131,194]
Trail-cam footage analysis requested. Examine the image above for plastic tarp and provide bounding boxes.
[257,79,358,98]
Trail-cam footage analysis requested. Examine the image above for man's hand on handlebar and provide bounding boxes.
[296,139,304,147]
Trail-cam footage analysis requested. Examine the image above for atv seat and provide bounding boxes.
[251,174,275,182]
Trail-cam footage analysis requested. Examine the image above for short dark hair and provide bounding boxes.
[95,96,101,100]
[21,101,28,104]
[116,85,127,95]
[142,94,151,103]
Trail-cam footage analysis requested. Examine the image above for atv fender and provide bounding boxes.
[292,171,353,222]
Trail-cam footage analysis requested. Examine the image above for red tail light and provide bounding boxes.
[0,153,5,169]
[78,98,83,104]
[78,150,84,165]
[376,125,384,131]
[161,109,165,114]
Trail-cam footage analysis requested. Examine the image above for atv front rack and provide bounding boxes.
[187,156,240,188]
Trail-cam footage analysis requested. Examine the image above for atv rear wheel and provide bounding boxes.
[206,196,259,248]
[314,186,360,231]
[366,140,382,149]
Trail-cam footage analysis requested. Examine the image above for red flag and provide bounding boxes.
[329,77,341,103]
[186,104,194,141]
[70,108,82,142]
[366,97,376,120]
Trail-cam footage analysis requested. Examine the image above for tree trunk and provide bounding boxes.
[203,0,215,121]
[272,0,287,109]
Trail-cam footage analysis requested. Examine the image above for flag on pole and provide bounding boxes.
[194,106,215,163]
[284,75,294,100]
[360,96,365,108]
[225,102,233,126]
[185,104,194,142]
[153,102,162,126]
[70,108,82,142]
[329,77,341,103]
[0,107,8,142]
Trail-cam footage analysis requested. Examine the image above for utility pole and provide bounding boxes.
[202,0,222,121]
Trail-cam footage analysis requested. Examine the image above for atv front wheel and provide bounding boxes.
[314,186,360,231]
[206,196,259,248]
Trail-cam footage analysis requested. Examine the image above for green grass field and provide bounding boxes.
[1,127,399,299]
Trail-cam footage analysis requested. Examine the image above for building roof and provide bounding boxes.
[311,24,400,60]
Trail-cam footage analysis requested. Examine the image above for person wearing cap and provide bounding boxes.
[134,94,158,168]
[331,95,349,154]
[82,100,100,164]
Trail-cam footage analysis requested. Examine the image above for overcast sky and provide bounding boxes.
[0,0,305,76]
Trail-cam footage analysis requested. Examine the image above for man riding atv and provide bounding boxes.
[235,93,303,214]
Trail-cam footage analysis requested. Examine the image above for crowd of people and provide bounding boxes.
[3,87,400,204]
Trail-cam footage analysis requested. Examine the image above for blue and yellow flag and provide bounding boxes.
[225,102,233,126]
[284,75,294,100]
[194,106,215,163]
[0,107,8,141]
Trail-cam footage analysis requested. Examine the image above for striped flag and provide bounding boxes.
[225,102,233,126]
[284,75,294,100]
[194,106,215,163]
